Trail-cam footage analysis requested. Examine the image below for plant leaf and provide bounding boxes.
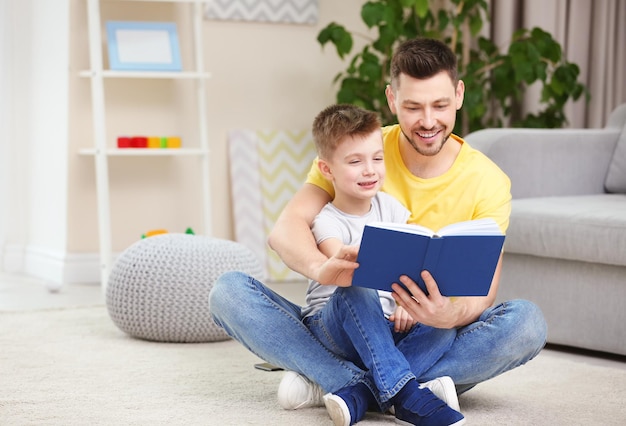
[414,0,430,18]
[317,23,354,59]
[361,2,386,28]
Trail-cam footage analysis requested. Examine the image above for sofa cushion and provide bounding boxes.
[605,122,626,193]
[505,194,626,267]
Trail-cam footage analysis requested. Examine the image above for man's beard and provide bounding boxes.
[401,127,451,157]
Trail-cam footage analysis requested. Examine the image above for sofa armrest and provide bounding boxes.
[466,128,620,199]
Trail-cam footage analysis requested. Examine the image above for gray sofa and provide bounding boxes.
[466,103,626,356]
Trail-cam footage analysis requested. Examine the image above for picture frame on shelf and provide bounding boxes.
[105,21,182,71]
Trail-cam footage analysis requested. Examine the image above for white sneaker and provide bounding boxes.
[277,371,325,410]
[419,376,460,412]
[389,376,460,415]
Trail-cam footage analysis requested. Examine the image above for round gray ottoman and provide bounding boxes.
[106,234,263,343]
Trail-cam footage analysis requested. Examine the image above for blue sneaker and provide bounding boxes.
[394,386,465,426]
[322,383,373,426]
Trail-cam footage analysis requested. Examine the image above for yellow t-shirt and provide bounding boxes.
[306,125,512,234]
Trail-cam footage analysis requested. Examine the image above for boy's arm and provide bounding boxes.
[317,238,343,259]
[268,183,358,284]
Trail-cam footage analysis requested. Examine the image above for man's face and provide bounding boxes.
[386,71,464,156]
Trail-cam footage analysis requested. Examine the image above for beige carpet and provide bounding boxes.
[1,306,625,425]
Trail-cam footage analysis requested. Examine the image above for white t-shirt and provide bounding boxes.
[302,192,411,318]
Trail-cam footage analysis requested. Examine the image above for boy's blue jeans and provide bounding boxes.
[209,271,547,409]
[304,285,457,409]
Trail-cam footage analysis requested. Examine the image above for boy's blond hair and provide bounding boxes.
[312,104,381,160]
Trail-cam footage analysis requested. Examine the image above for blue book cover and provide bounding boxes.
[352,219,505,297]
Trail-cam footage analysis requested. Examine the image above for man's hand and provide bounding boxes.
[391,270,492,328]
[388,305,416,333]
[391,270,459,329]
[313,245,359,287]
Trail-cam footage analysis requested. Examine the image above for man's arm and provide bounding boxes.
[391,253,503,328]
[268,183,358,284]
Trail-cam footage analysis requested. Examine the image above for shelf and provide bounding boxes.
[84,0,212,290]
[78,148,207,156]
[79,70,211,79]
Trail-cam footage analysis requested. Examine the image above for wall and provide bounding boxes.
[3,1,622,284]
[62,0,370,282]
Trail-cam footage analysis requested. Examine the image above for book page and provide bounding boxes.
[367,218,502,237]
[366,222,435,237]
[437,218,502,236]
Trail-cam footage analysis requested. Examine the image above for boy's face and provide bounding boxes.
[386,71,464,157]
[318,129,385,202]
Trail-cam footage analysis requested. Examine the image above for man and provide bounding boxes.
[209,37,547,425]
[302,103,464,425]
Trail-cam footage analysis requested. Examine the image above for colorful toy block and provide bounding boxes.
[141,227,195,239]
[117,136,132,148]
[148,137,161,148]
[117,136,182,149]
[130,136,148,148]
[167,136,181,148]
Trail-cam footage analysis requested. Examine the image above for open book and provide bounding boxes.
[352,218,505,297]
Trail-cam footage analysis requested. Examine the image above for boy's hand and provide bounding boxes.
[389,305,416,333]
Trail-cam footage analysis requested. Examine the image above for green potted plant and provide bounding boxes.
[317,0,588,135]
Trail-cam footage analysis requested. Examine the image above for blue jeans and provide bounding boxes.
[304,286,457,409]
[209,271,547,408]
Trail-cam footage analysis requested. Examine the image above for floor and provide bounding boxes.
[1,271,624,371]
[0,272,107,311]
[0,271,308,311]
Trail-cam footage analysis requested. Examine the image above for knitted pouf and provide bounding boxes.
[106,234,263,343]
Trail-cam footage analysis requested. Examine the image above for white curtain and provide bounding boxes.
[0,0,28,271]
[489,0,626,128]
[0,0,10,255]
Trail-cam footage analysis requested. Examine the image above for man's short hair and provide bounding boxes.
[390,37,458,88]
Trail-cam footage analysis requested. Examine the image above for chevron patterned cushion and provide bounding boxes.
[106,234,263,343]
[228,129,315,282]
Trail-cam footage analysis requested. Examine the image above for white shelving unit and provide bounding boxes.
[80,0,211,290]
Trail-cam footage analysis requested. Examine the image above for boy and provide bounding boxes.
[303,103,464,426]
